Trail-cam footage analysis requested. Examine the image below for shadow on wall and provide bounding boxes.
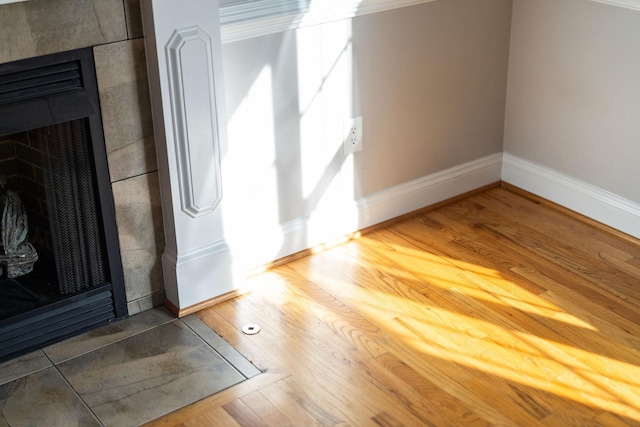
[220,13,363,273]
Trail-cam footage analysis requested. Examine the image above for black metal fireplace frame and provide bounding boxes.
[0,48,128,362]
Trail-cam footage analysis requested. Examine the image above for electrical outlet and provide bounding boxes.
[343,116,363,154]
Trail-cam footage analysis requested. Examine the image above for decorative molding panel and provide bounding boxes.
[220,0,439,43]
[142,0,230,310]
[502,153,640,239]
[166,26,223,217]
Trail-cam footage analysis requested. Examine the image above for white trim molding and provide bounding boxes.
[589,0,640,11]
[502,153,640,239]
[165,26,223,218]
[358,153,503,226]
[162,241,234,309]
[219,0,640,43]
[271,153,503,261]
[142,0,232,311]
[220,0,438,43]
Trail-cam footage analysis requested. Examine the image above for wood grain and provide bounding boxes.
[145,188,640,426]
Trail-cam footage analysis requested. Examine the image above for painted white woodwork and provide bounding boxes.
[220,0,440,43]
[234,154,503,270]
[165,27,223,218]
[141,0,233,309]
[357,153,502,225]
[139,0,638,312]
[219,0,640,43]
[502,153,640,239]
[589,0,640,10]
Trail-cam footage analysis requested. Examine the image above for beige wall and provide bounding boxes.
[217,0,512,267]
[221,0,512,215]
[504,0,640,204]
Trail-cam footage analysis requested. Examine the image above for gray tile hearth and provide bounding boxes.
[0,351,51,388]
[0,367,101,427]
[44,308,175,364]
[0,308,258,427]
[59,321,245,426]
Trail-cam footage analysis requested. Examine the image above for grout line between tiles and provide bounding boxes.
[180,317,245,378]
[45,351,105,427]
[44,308,176,365]
[180,314,262,380]
[0,352,51,387]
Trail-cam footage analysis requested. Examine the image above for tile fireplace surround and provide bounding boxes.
[0,0,165,316]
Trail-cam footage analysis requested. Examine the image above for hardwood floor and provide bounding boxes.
[145,187,640,426]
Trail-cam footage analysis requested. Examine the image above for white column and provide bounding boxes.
[141,0,234,311]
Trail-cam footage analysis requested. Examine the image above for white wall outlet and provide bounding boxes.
[343,116,363,154]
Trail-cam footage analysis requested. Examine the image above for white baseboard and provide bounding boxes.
[162,241,236,309]
[502,153,640,239]
[273,153,503,259]
[357,153,503,228]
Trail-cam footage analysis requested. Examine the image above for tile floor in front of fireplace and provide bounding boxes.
[0,307,260,427]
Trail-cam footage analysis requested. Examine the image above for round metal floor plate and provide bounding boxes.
[242,324,261,335]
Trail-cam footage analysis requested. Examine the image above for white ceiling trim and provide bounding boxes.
[220,0,437,43]
[219,0,640,44]
[589,0,640,11]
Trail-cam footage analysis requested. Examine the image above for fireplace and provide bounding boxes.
[0,47,128,362]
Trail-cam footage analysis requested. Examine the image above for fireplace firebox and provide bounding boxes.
[0,48,128,362]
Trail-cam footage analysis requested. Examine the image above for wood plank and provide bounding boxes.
[147,188,640,426]
[239,391,291,427]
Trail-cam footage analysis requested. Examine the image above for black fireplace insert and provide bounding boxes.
[0,48,128,362]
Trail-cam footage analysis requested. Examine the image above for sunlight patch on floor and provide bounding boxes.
[301,238,640,422]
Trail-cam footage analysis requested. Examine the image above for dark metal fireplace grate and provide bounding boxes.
[0,285,116,361]
[0,47,127,363]
[42,119,107,294]
[0,61,82,107]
